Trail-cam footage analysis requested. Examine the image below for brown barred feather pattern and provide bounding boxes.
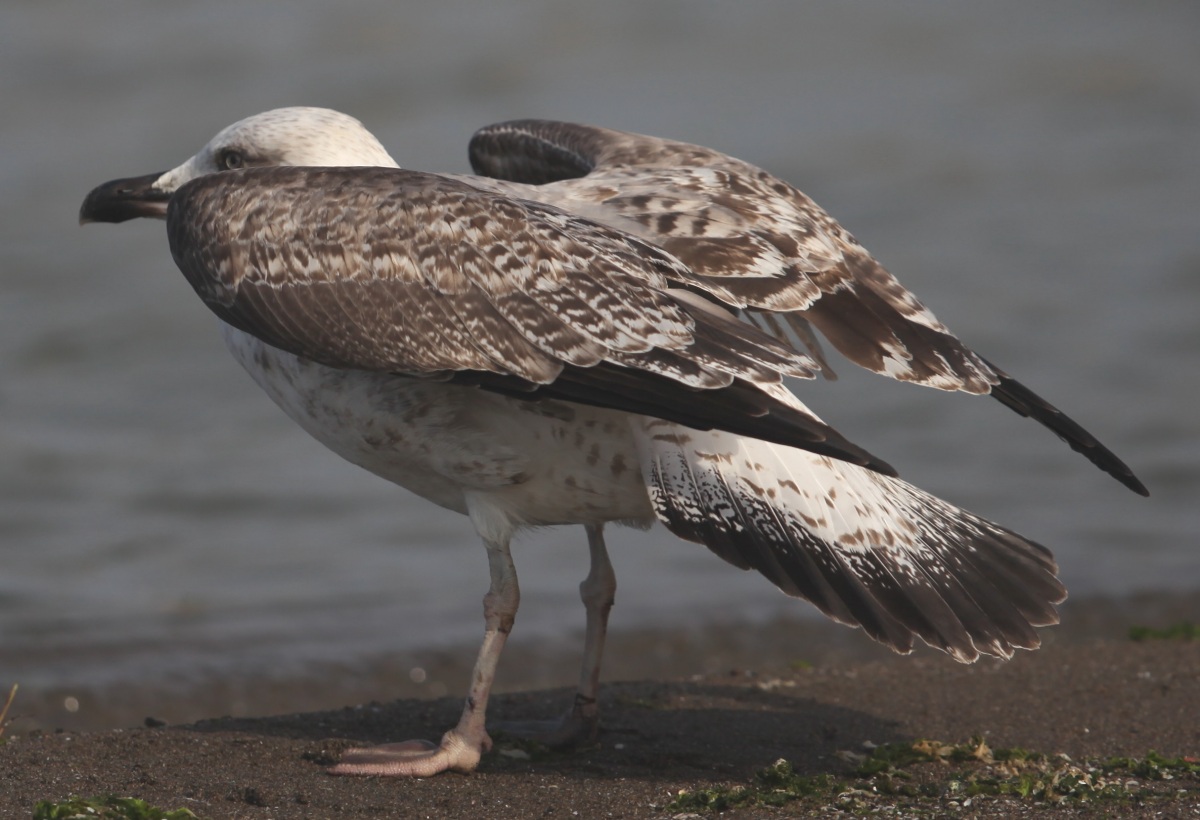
[80,107,1146,778]
[469,119,1146,495]
[167,166,889,473]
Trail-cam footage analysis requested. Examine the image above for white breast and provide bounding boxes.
[218,323,655,535]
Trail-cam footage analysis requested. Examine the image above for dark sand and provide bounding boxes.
[3,597,1198,818]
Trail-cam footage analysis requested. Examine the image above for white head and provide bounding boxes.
[81,107,401,223]
[153,106,399,193]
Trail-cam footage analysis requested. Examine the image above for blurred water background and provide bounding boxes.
[1,0,1196,729]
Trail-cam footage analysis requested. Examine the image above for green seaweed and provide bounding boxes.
[667,737,1199,813]
[1128,621,1199,641]
[1101,750,1200,779]
[32,795,197,820]
[669,760,843,811]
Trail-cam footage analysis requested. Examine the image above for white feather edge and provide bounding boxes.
[629,400,1060,662]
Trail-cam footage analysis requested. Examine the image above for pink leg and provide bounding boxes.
[330,537,519,776]
[498,524,615,747]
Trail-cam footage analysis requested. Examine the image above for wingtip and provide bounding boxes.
[869,454,899,479]
[981,359,1150,498]
[1123,473,1151,498]
[1084,446,1148,496]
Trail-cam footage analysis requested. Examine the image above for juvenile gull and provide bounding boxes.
[80,107,1145,777]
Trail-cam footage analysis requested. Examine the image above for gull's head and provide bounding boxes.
[80,107,398,224]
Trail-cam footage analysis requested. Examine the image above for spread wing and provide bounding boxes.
[166,165,892,473]
[468,120,1148,496]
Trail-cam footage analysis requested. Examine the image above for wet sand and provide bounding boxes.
[3,595,1198,818]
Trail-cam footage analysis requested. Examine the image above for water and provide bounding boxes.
[2,0,1197,705]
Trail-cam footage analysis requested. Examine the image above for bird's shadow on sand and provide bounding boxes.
[181,678,903,781]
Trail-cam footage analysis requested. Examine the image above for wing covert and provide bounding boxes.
[467,119,1147,495]
[166,165,895,475]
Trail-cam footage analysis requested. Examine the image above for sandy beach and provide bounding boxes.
[4,597,1197,818]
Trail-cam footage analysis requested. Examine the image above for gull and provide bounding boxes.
[79,107,1145,777]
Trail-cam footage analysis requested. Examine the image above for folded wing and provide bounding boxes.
[468,120,1147,495]
[166,165,892,473]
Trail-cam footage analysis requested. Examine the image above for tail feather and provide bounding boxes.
[635,418,1066,663]
[956,531,1062,626]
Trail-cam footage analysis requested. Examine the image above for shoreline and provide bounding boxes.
[3,635,1197,818]
[9,588,1198,737]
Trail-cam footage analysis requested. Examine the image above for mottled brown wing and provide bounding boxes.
[470,119,994,391]
[469,120,1148,496]
[165,165,893,473]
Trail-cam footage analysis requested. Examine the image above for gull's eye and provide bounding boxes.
[217,149,245,170]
